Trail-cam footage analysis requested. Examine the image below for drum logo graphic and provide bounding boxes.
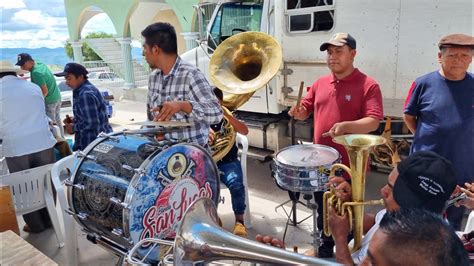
[139,152,213,243]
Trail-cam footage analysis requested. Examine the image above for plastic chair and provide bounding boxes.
[464,211,474,233]
[0,157,8,175]
[236,133,252,228]
[0,163,64,248]
[50,154,78,265]
[218,133,252,228]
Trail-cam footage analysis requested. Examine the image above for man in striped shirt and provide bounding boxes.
[142,22,222,148]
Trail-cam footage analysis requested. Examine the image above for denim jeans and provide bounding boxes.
[46,101,64,137]
[218,160,246,215]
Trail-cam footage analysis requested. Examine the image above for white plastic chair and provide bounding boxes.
[0,157,8,175]
[236,133,252,228]
[464,211,474,233]
[50,154,78,266]
[0,163,64,247]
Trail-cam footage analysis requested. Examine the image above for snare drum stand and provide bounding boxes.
[303,193,322,251]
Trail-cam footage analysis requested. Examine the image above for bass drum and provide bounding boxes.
[67,132,219,262]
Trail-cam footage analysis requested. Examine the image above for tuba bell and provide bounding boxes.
[127,197,339,265]
[209,31,282,161]
[323,134,385,252]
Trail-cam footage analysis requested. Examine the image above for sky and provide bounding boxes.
[0,0,117,49]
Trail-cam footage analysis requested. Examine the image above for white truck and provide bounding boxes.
[181,0,472,159]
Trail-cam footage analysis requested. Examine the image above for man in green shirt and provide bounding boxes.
[16,53,63,137]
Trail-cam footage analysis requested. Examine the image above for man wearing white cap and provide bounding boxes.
[0,60,57,233]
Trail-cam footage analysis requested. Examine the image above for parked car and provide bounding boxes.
[58,81,115,118]
[87,71,124,87]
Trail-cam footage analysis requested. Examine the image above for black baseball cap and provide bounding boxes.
[54,62,88,77]
[393,151,457,213]
[320,33,357,51]
[15,53,33,66]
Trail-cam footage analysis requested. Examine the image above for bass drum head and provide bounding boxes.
[125,143,219,262]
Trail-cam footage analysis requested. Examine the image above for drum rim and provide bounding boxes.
[273,144,341,169]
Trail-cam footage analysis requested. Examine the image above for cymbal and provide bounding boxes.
[128,120,193,128]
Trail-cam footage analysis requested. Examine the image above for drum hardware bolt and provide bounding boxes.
[110,197,129,208]
[77,212,88,220]
[64,208,75,216]
[112,228,123,236]
[122,165,145,176]
[77,151,87,158]
[122,164,133,171]
[86,155,97,161]
[219,196,225,204]
[64,180,85,190]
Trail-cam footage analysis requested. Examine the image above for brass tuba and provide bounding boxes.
[323,134,386,252]
[209,31,282,161]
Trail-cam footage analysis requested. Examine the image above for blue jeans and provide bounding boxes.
[218,160,246,215]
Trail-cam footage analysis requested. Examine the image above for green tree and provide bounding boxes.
[64,32,114,61]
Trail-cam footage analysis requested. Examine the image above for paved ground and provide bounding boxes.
[21,100,388,265]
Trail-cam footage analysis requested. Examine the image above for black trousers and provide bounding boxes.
[6,147,55,233]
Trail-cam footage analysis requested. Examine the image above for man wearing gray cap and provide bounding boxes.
[403,33,474,230]
[288,32,383,257]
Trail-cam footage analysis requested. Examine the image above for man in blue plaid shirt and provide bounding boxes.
[142,22,222,148]
[55,63,112,151]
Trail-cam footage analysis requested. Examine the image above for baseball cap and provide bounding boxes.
[438,33,474,49]
[320,33,357,51]
[393,151,457,213]
[54,62,89,77]
[15,53,33,66]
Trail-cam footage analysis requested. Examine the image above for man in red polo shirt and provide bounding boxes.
[289,32,383,258]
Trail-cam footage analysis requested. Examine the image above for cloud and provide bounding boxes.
[1,1,117,48]
[0,0,26,9]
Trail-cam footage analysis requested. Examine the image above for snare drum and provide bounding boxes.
[67,132,219,262]
[272,144,340,193]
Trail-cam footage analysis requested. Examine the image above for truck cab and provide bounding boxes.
[181,0,472,160]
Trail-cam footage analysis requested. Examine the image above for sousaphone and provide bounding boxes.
[209,31,282,161]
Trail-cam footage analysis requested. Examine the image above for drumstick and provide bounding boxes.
[290,81,304,145]
[295,81,304,111]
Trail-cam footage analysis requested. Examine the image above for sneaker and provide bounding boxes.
[233,222,248,238]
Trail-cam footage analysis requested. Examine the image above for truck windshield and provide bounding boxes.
[209,2,263,49]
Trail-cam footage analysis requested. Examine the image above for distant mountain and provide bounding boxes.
[0,47,144,68]
[0,47,70,67]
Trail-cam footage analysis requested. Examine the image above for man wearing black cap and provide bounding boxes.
[288,32,384,257]
[16,53,63,137]
[55,63,112,151]
[327,151,457,265]
[403,33,474,230]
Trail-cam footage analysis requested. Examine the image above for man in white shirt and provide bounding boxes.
[0,60,57,233]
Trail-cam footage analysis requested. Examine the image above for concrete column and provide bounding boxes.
[116,37,136,89]
[70,41,84,64]
[181,32,200,51]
